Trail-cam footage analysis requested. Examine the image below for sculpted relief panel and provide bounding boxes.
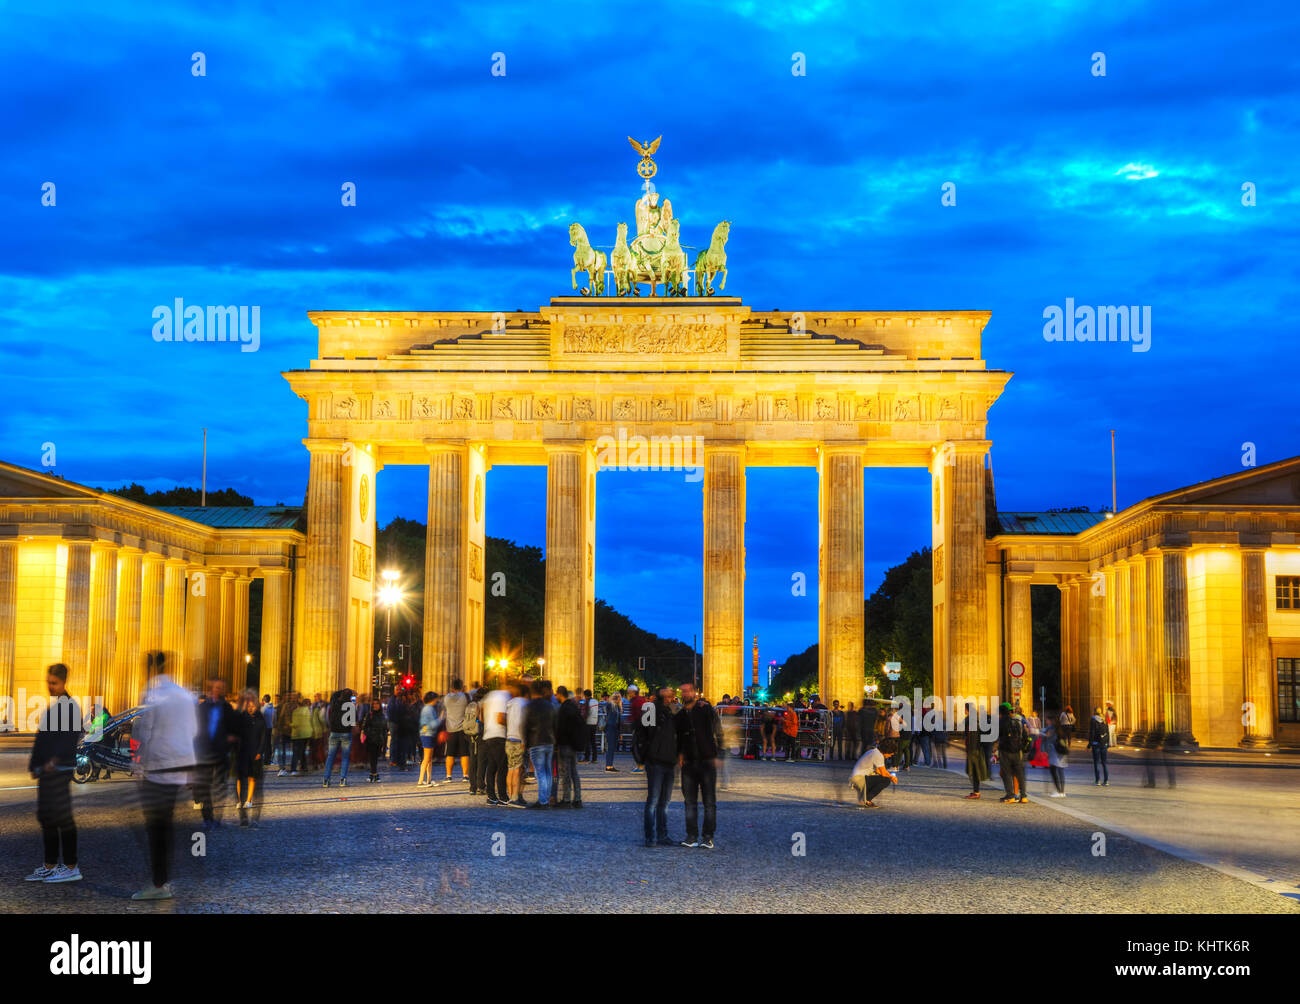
[562,323,726,354]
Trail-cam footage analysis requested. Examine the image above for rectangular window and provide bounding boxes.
[1279,658,1300,724]
[1278,576,1300,610]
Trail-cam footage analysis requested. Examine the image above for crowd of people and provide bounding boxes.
[23,652,1138,897]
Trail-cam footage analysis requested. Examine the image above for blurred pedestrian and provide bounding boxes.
[289,697,312,775]
[194,679,238,829]
[844,701,860,761]
[481,684,510,805]
[442,679,470,783]
[1059,705,1076,749]
[464,686,483,794]
[132,651,197,901]
[582,688,600,763]
[1043,712,1067,797]
[25,663,83,884]
[506,681,529,806]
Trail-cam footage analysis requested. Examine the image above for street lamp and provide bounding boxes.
[378,569,403,678]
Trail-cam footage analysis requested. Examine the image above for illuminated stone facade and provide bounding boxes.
[0,463,303,723]
[990,456,1300,748]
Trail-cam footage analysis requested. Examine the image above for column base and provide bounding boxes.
[1239,736,1279,751]
[1164,731,1198,750]
[1125,730,1148,748]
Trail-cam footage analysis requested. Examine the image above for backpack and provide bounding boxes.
[463,700,480,737]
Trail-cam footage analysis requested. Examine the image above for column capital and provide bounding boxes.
[542,440,591,455]
[302,438,351,454]
[702,441,747,456]
[819,443,865,458]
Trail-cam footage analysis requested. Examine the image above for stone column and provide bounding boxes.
[161,560,188,681]
[216,571,236,690]
[424,445,467,693]
[1127,557,1149,745]
[1086,567,1106,717]
[1070,578,1087,717]
[86,542,119,708]
[62,541,93,689]
[544,444,595,697]
[818,446,864,706]
[0,540,18,729]
[300,442,348,696]
[232,574,251,690]
[1144,551,1165,740]
[139,555,165,652]
[1113,562,1131,742]
[260,568,291,697]
[112,547,143,713]
[940,444,990,699]
[183,563,208,692]
[1163,547,1196,747]
[1005,574,1033,712]
[703,445,745,703]
[1240,546,1276,748]
[1057,582,1071,716]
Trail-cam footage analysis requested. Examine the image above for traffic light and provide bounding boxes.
[398,643,405,660]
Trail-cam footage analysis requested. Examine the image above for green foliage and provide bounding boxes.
[864,548,933,697]
[104,483,255,507]
[375,518,696,683]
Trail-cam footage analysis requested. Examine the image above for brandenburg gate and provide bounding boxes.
[283,139,1011,706]
[284,297,1010,705]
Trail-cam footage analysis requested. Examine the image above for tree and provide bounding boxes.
[103,483,255,507]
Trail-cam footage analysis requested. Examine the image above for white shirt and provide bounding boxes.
[585,698,600,725]
[850,748,887,781]
[506,696,528,742]
[134,674,199,785]
[887,712,903,737]
[482,690,509,741]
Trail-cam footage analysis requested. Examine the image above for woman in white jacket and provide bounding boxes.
[131,651,198,901]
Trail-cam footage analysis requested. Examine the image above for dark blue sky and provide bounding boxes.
[3,1,1295,667]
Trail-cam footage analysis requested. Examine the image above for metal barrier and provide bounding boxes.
[585,703,833,761]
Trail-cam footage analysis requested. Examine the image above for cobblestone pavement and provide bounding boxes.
[0,752,1296,914]
[938,742,1300,897]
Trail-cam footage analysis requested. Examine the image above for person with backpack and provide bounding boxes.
[321,689,357,788]
[996,702,1028,803]
[464,687,483,794]
[441,679,470,783]
[359,695,388,783]
[1089,706,1110,786]
[1059,705,1077,750]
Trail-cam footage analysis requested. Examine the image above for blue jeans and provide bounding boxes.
[529,745,554,804]
[644,762,673,840]
[1092,745,1109,783]
[324,732,352,779]
[605,726,619,767]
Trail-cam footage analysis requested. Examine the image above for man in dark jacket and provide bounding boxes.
[996,702,1028,803]
[523,680,556,808]
[554,686,585,808]
[633,686,678,846]
[674,682,723,849]
[194,679,239,828]
[26,663,83,883]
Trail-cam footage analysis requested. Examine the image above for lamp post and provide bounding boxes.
[379,569,401,671]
